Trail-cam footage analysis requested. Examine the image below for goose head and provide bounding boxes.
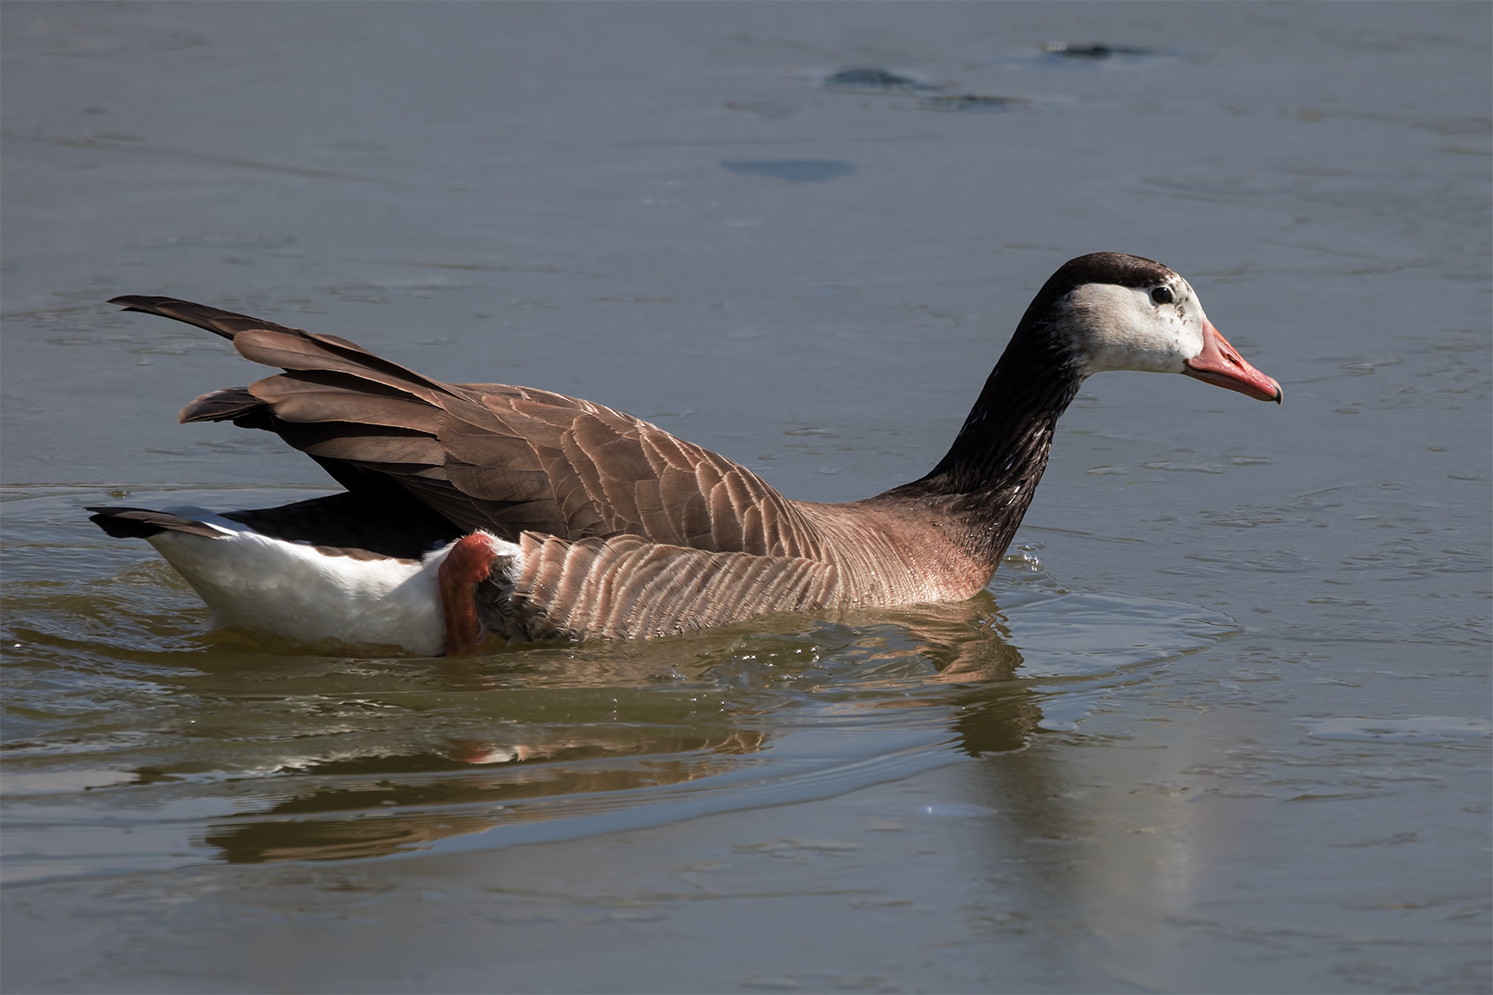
[1035,252,1282,403]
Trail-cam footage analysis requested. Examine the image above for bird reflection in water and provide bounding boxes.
[192,599,1044,864]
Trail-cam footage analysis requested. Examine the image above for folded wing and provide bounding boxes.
[111,296,828,558]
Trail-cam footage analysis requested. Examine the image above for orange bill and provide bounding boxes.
[1184,319,1282,403]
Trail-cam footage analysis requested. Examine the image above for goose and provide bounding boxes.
[89,252,1281,656]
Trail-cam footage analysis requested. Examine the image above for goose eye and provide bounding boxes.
[1150,286,1174,305]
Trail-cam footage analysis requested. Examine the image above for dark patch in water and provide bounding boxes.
[1043,42,1158,61]
[822,67,942,93]
[721,160,856,183]
[919,94,1028,113]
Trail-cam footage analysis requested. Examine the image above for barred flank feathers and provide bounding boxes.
[509,534,841,640]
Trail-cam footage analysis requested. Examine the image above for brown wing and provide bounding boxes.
[111,296,828,556]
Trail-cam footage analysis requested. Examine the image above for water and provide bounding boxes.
[3,3,1489,992]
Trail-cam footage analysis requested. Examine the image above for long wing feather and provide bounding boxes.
[110,296,828,558]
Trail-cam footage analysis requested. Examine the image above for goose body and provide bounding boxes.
[89,253,1281,655]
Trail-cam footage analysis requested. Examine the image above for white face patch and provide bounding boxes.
[1059,279,1208,377]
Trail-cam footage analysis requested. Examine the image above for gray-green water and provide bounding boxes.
[3,3,1489,992]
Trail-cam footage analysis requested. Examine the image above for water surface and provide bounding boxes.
[2,3,1488,992]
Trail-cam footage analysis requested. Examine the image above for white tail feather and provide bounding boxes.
[147,511,462,654]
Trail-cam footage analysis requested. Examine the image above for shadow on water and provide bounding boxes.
[2,486,1235,877]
